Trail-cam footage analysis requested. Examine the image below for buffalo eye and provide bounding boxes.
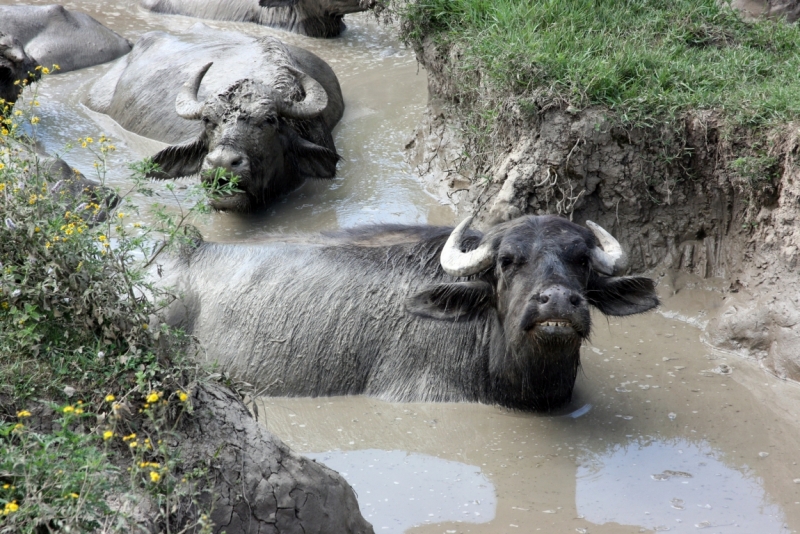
[499,255,514,269]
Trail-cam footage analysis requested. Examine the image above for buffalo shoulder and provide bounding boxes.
[405,281,494,321]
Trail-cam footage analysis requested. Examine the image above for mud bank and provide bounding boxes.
[406,35,800,381]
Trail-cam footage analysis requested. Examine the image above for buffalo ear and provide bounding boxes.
[148,137,207,179]
[586,274,659,316]
[259,0,298,7]
[293,137,340,179]
[406,281,494,321]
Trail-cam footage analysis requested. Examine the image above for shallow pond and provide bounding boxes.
[5,1,800,532]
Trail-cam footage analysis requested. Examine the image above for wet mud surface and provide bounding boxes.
[3,0,454,239]
[257,283,800,533]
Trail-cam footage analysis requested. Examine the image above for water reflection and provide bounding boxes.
[577,438,790,533]
[306,449,496,533]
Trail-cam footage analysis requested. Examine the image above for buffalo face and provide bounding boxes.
[149,63,339,211]
[407,215,659,410]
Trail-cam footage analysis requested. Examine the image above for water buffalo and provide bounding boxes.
[140,0,377,38]
[163,215,659,411]
[86,25,343,212]
[0,5,131,74]
[0,31,38,107]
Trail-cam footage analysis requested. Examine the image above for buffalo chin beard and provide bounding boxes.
[208,191,251,212]
[491,326,584,411]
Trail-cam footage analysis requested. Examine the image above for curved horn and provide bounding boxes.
[277,66,328,120]
[440,216,495,278]
[175,62,213,120]
[586,220,628,276]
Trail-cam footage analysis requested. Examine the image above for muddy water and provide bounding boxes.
[4,0,454,239]
[9,2,800,532]
[257,279,800,533]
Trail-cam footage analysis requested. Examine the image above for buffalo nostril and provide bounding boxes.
[569,294,581,306]
[231,159,243,168]
[539,294,549,304]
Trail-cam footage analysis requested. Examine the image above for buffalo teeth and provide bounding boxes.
[540,320,571,327]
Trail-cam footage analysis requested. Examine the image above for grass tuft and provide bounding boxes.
[396,0,800,127]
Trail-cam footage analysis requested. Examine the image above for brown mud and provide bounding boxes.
[406,36,800,384]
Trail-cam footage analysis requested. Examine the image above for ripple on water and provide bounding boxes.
[576,438,790,533]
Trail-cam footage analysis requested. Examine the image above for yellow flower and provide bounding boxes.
[28,194,36,204]
[45,242,51,249]
[103,430,114,440]
[98,235,107,242]
[63,405,75,414]
[30,116,40,125]
[177,391,188,402]
[149,471,161,483]
[12,423,23,431]
[129,441,138,449]
[142,324,148,330]
[69,493,79,499]
[146,391,160,403]
[86,137,93,144]
[3,501,19,514]
[34,227,40,233]
[133,222,142,228]
[74,408,84,415]
[53,64,60,71]
[105,394,115,402]
[16,410,31,418]
[117,212,125,219]
[41,67,50,75]
[2,484,8,489]
[122,433,136,441]
[1,128,8,136]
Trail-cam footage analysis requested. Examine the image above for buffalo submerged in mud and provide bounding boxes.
[86,24,343,211]
[140,0,377,38]
[0,5,131,106]
[164,216,659,410]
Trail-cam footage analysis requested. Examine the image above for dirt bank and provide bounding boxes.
[406,35,800,381]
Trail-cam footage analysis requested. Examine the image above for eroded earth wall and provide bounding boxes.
[408,37,800,381]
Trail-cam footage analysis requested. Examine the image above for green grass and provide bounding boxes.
[397,0,800,127]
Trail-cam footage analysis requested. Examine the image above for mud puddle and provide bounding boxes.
[3,0,454,238]
[256,281,800,533]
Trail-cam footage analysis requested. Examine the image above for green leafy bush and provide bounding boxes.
[1,76,235,532]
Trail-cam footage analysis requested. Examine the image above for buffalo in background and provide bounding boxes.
[0,31,38,107]
[86,25,344,212]
[0,5,131,107]
[0,5,131,74]
[163,215,659,411]
[141,0,378,38]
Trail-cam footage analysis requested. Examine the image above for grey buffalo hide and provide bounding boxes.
[85,24,343,147]
[0,5,131,73]
[140,0,377,37]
